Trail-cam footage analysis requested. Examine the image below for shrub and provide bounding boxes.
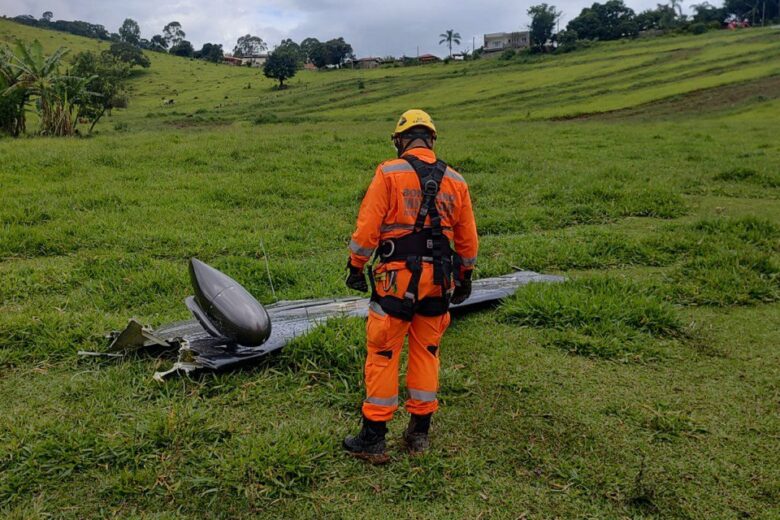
[499,49,517,60]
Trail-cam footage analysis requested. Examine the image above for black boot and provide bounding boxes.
[343,416,389,464]
[403,413,431,454]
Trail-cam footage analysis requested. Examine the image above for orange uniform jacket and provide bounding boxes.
[349,147,478,274]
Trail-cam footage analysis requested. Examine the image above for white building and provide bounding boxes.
[483,32,531,52]
[241,54,269,67]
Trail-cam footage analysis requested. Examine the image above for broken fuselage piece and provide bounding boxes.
[89,258,564,380]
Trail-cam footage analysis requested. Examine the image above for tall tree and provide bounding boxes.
[118,18,141,46]
[528,3,562,52]
[195,43,224,63]
[438,29,461,57]
[163,22,185,48]
[567,0,638,40]
[149,35,168,52]
[41,11,53,23]
[233,35,267,57]
[169,40,195,58]
[308,41,328,68]
[691,1,726,22]
[324,37,353,67]
[300,37,321,63]
[669,0,684,17]
[277,39,303,65]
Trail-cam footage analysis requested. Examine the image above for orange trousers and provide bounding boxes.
[362,262,452,422]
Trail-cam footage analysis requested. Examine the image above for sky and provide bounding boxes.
[1,0,691,57]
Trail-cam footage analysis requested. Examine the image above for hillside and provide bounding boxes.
[2,19,780,127]
[1,19,779,519]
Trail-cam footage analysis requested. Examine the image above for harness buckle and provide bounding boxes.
[423,179,439,196]
[426,239,433,250]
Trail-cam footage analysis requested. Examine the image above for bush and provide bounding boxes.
[690,22,708,34]
[499,49,517,60]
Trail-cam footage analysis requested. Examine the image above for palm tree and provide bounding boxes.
[438,29,461,58]
[668,0,684,17]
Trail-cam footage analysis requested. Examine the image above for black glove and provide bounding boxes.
[346,260,369,293]
[450,270,473,305]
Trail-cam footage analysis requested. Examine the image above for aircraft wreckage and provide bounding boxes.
[80,258,564,381]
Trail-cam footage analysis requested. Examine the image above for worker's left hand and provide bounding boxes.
[450,270,472,305]
[346,260,369,293]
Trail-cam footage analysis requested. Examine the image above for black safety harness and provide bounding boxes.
[368,155,458,321]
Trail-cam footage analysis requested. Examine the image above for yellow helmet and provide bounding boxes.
[392,109,437,138]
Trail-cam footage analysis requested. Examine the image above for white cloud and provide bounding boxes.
[2,0,688,57]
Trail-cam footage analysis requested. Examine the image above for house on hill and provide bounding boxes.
[223,55,243,66]
[351,57,383,69]
[241,54,269,67]
[483,31,530,52]
[418,54,441,64]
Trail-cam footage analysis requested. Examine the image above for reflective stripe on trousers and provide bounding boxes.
[408,388,437,402]
[364,395,399,406]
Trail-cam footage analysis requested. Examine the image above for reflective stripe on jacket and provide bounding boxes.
[349,147,478,271]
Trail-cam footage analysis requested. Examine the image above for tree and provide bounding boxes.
[107,42,151,68]
[528,4,562,52]
[277,39,303,65]
[555,29,580,52]
[195,43,224,63]
[118,18,141,46]
[723,0,778,23]
[0,45,27,135]
[438,29,461,58]
[300,37,321,62]
[3,39,81,136]
[233,35,267,57]
[263,48,297,88]
[308,41,329,68]
[669,0,685,17]
[691,1,726,23]
[567,0,638,40]
[41,11,53,23]
[637,4,681,30]
[169,40,194,58]
[324,37,354,67]
[163,22,185,48]
[149,34,168,52]
[70,51,130,132]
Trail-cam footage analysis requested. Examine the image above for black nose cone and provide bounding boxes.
[188,258,271,346]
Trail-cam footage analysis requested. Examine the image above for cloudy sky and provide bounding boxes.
[2,0,687,57]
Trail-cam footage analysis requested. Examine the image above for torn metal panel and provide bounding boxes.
[98,259,564,380]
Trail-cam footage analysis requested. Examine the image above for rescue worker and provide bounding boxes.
[343,109,479,463]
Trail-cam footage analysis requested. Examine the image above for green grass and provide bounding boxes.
[1,19,779,518]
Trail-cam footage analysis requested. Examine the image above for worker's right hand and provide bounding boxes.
[450,269,473,305]
[346,260,369,293]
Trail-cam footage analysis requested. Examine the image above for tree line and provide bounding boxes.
[523,0,777,54]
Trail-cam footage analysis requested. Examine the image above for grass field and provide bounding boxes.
[1,19,779,518]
